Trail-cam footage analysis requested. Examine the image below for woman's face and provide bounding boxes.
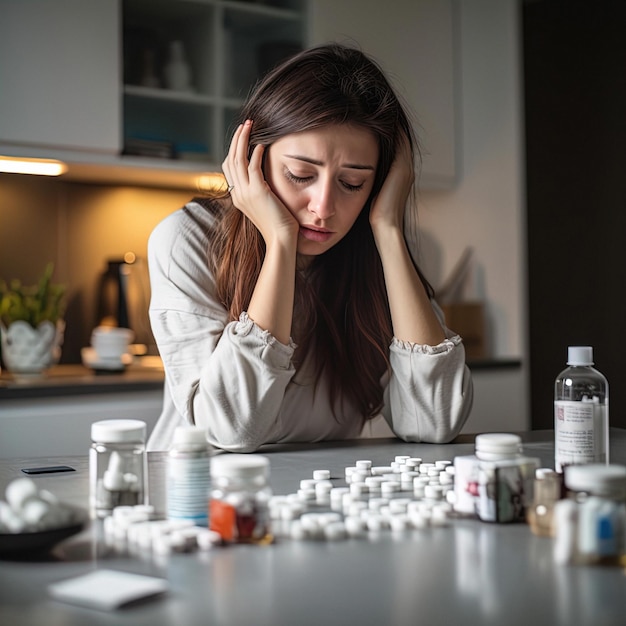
[265,124,379,258]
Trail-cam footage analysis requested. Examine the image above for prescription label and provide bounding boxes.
[554,400,603,472]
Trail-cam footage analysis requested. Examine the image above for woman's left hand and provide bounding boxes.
[369,132,415,232]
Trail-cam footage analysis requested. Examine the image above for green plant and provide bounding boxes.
[0,263,66,327]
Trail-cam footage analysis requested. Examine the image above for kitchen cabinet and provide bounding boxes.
[0,0,306,188]
[121,0,305,165]
[0,0,120,154]
[309,0,457,188]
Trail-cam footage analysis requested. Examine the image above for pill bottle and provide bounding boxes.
[167,426,212,526]
[475,433,540,523]
[453,433,539,522]
[564,464,626,565]
[209,454,272,544]
[89,419,148,518]
[554,346,609,472]
[527,468,562,536]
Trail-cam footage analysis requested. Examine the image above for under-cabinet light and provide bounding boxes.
[0,156,68,176]
[195,173,227,192]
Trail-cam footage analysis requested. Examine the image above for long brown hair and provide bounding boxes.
[206,43,433,421]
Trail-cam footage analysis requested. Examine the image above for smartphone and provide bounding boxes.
[21,465,76,475]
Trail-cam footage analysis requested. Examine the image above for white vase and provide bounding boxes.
[164,40,192,92]
[0,320,65,374]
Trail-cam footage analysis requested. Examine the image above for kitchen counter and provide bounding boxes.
[0,359,165,400]
[0,430,624,626]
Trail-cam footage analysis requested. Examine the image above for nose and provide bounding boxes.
[308,179,336,220]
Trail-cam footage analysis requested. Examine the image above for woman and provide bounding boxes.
[147,43,473,452]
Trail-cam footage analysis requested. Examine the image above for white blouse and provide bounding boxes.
[147,201,473,452]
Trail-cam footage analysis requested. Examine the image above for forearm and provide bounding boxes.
[373,225,445,345]
[247,238,298,345]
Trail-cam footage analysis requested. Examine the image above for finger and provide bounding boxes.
[248,143,266,186]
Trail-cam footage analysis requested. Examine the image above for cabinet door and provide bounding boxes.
[308,0,456,188]
[0,0,121,154]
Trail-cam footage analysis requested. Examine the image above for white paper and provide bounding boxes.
[48,569,169,611]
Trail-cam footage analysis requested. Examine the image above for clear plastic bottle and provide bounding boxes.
[209,454,272,544]
[554,346,609,472]
[166,426,212,526]
[89,419,148,518]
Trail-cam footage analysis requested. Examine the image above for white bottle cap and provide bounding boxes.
[564,464,626,499]
[210,454,269,479]
[475,433,522,460]
[91,419,146,443]
[173,425,210,446]
[567,346,593,366]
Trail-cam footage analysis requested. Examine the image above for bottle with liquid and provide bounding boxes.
[554,346,609,473]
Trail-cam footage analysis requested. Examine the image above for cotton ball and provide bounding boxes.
[5,477,38,512]
[21,498,50,529]
[0,500,25,533]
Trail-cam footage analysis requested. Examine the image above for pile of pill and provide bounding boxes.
[269,456,456,541]
[0,478,85,533]
[102,455,458,555]
[102,504,222,556]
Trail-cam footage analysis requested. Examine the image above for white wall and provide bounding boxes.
[419,0,528,431]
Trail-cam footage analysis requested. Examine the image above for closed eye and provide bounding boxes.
[342,181,364,192]
[284,169,312,184]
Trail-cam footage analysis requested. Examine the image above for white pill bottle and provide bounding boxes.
[554,346,609,473]
[166,426,212,526]
[89,419,148,518]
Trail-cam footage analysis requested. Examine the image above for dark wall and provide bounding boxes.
[523,0,626,428]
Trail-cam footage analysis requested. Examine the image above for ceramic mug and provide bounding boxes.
[91,326,133,360]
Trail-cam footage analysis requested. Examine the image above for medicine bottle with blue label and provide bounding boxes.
[554,346,609,473]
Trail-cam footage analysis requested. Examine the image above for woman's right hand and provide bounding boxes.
[222,120,299,246]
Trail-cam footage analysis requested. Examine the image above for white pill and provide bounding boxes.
[381,481,400,495]
[346,502,368,517]
[419,463,435,474]
[368,497,389,511]
[313,470,331,481]
[435,460,452,470]
[395,455,411,464]
[315,480,333,493]
[355,460,372,470]
[389,515,410,532]
[409,512,429,529]
[424,485,445,501]
[289,520,309,541]
[300,479,317,490]
[330,487,350,501]
[407,458,422,468]
[5,477,38,511]
[371,466,394,476]
[365,514,389,532]
[350,482,369,497]
[197,529,222,550]
[324,521,347,541]
[297,489,316,502]
[344,516,367,538]
[318,512,342,526]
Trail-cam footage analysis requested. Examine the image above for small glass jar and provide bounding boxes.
[564,464,626,565]
[209,454,272,544]
[89,419,148,518]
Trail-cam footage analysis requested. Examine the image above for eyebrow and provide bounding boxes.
[284,154,375,171]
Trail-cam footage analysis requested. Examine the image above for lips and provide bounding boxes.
[299,225,334,243]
